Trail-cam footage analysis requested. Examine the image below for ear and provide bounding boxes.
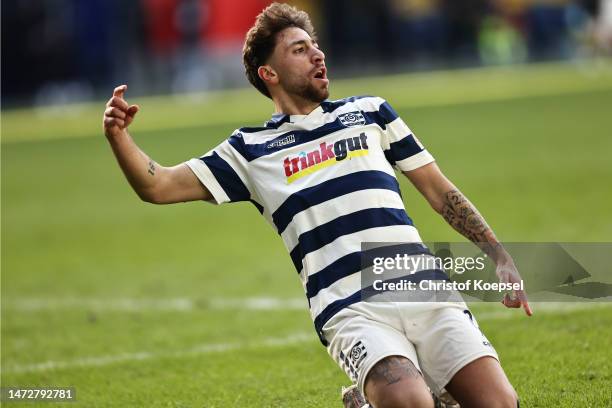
[258,65,279,86]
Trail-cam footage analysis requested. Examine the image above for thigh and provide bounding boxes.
[407,306,498,396]
[323,310,419,396]
[445,356,518,408]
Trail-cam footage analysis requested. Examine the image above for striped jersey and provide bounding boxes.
[185,96,436,344]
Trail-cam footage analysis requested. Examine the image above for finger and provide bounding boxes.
[124,105,139,127]
[104,117,125,128]
[105,107,126,119]
[108,96,129,111]
[501,293,521,308]
[522,300,533,316]
[113,85,127,98]
[517,290,533,316]
[127,104,139,117]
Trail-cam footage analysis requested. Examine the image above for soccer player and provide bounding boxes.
[102,3,531,407]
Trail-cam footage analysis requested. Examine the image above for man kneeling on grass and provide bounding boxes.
[102,3,531,407]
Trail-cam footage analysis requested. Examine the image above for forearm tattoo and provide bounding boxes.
[368,356,420,386]
[441,189,501,259]
[147,160,156,176]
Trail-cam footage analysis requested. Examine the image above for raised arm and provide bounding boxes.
[102,85,211,204]
[404,162,532,316]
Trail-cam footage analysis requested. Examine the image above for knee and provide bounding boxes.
[369,386,433,408]
[484,387,519,408]
[500,388,519,408]
[364,356,433,408]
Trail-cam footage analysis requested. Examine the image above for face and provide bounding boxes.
[264,27,329,103]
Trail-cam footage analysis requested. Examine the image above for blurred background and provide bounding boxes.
[2,0,612,107]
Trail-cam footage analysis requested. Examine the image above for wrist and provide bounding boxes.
[493,247,514,266]
[105,127,128,143]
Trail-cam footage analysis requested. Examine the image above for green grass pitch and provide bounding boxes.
[2,62,612,407]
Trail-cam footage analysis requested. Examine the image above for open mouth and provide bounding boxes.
[313,67,327,80]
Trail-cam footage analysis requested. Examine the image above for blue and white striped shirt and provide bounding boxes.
[186,96,436,344]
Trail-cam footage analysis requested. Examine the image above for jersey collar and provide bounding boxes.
[265,103,329,128]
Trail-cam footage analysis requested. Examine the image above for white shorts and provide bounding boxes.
[322,301,498,396]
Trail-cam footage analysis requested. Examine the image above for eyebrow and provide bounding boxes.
[287,39,315,49]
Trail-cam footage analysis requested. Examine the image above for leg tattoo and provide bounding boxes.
[368,356,420,386]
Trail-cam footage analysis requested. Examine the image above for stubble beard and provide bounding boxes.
[287,77,329,104]
[304,85,329,103]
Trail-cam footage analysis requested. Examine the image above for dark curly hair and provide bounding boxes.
[242,3,317,98]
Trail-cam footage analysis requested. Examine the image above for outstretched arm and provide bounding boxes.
[403,162,532,316]
[102,85,211,204]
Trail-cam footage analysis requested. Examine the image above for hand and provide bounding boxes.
[496,259,533,316]
[103,85,139,139]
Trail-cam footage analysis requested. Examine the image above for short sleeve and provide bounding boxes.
[377,99,435,172]
[185,137,252,205]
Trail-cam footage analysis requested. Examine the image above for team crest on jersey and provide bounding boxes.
[340,341,368,382]
[349,341,367,365]
[338,111,366,127]
[283,133,369,184]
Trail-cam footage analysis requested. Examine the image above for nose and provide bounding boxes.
[312,47,325,64]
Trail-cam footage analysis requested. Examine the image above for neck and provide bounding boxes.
[272,92,320,116]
